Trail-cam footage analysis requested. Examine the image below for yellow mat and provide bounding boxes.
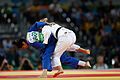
[0,69,120,80]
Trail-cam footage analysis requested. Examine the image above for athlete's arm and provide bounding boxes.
[30,42,46,49]
[42,25,51,44]
[28,22,47,31]
[36,22,47,29]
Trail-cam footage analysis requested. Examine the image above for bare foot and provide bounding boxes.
[85,49,90,54]
[53,71,64,77]
[76,48,90,54]
[40,75,47,78]
[85,61,91,67]
[40,69,47,78]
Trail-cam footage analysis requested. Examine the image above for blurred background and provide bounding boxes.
[0,0,120,71]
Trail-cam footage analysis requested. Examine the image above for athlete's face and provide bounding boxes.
[21,42,29,49]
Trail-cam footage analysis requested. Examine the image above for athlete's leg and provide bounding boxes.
[60,52,79,68]
[61,52,91,68]
[66,44,90,54]
[52,36,71,73]
[40,45,54,78]
[52,32,76,77]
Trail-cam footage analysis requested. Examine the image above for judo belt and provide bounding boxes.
[55,27,63,39]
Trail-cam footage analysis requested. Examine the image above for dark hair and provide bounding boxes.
[12,39,27,48]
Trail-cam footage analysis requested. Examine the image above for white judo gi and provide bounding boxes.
[42,23,80,67]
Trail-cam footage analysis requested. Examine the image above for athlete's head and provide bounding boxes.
[12,39,29,49]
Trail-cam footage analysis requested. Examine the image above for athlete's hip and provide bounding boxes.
[58,30,76,44]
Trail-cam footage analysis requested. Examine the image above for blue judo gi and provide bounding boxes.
[27,22,79,71]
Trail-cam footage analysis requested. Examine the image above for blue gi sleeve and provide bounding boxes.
[28,22,47,31]
[30,42,46,49]
[36,22,47,28]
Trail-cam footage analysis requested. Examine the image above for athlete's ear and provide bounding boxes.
[21,42,29,49]
[22,42,26,45]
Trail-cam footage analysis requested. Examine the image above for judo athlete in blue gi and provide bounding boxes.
[13,19,91,78]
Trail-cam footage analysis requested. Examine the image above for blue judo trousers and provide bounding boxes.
[28,22,79,71]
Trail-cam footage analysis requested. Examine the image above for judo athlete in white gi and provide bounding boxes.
[42,22,91,77]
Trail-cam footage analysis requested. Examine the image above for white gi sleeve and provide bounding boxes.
[42,25,51,44]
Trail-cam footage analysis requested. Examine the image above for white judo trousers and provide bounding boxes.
[51,29,80,67]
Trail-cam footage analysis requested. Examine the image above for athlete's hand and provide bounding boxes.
[39,18,48,22]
